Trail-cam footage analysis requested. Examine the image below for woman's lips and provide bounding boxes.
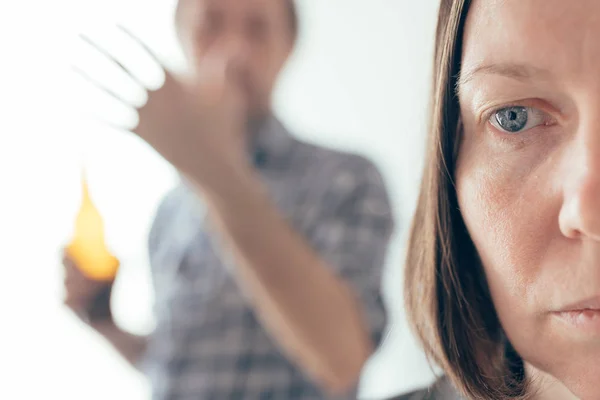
[554,297,600,335]
[557,296,600,313]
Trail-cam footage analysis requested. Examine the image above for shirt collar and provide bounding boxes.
[248,116,295,169]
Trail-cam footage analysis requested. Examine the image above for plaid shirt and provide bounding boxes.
[142,118,395,400]
[388,378,464,400]
[390,378,464,400]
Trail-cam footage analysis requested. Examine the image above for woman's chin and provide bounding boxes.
[527,360,600,400]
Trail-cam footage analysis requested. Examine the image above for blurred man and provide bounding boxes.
[64,0,395,398]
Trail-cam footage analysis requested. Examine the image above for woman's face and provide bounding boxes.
[456,0,600,398]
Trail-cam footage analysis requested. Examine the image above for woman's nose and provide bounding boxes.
[559,118,600,241]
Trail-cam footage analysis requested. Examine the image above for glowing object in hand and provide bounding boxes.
[65,170,119,281]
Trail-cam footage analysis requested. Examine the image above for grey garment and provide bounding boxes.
[389,378,464,400]
[141,117,396,400]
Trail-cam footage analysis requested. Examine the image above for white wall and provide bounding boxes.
[0,1,439,398]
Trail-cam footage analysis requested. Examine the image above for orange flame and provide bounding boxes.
[65,169,119,281]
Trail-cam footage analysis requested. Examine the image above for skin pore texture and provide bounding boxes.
[456,1,600,399]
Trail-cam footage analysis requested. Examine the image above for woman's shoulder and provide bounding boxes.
[386,377,464,400]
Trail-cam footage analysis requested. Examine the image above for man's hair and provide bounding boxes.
[403,0,531,399]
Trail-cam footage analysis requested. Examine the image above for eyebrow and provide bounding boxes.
[458,63,552,88]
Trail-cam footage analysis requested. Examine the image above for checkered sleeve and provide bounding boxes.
[309,157,395,349]
[145,186,183,320]
[147,188,178,262]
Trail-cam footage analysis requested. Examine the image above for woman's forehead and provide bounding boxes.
[460,0,600,86]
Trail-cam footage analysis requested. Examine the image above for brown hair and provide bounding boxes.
[404,1,530,399]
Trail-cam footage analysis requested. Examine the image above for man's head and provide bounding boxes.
[175,0,297,118]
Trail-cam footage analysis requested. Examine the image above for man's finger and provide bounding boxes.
[63,297,88,317]
[74,107,138,134]
[71,65,142,109]
[64,268,90,290]
[64,266,87,284]
[117,24,164,70]
[62,252,74,267]
[63,255,80,273]
[64,285,91,302]
[62,254,91,282]
[79,32,147,91]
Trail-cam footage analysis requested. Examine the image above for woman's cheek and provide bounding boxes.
[456,143,553,312]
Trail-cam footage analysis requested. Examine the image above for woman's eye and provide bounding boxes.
[489,106,547,134]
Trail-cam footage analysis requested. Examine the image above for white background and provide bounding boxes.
[0,1,440,398]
